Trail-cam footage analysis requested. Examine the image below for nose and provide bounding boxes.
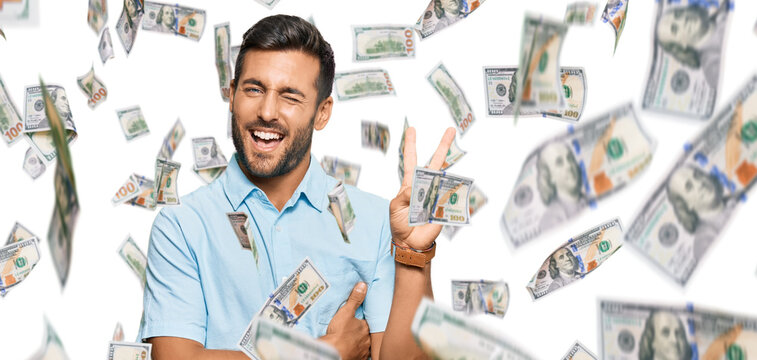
[257,91,279,122]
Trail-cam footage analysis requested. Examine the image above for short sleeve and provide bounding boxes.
[137,209,207,344]
[362,211,395,334]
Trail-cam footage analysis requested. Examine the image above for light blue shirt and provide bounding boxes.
[137,153,395,349]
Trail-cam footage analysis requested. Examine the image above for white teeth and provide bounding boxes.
[253,130,282,140]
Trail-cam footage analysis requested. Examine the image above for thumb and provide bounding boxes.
[343,282,367,314]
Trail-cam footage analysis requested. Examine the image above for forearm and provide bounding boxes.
[149,338,249,360]
[378,261,433,360]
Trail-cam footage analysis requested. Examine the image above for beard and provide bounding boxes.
[231,111,314,178]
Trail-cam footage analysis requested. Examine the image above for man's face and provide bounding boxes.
[657,8,706,47]
[231,50,321,178]
[669,166,720,213]
[53,89,70,118]
[651,312,688,360]
[125,0,137,19]
[552,248,575,275]
[542,143,580,196]
[160,6,175,27]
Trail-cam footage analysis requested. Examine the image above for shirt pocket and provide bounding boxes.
[316,270,366,329]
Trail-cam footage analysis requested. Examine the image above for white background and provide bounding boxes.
[1,0,756,358]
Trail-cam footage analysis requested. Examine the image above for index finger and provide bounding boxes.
[402,126,417,188]
[427,127,456,171]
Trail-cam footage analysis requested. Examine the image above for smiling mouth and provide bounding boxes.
[249,128,285,153]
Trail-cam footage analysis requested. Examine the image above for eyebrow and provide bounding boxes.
[241,78,306,97]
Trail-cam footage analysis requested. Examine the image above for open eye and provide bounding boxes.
[244,87,262,94]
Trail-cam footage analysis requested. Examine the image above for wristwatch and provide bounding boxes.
[391,240,435,268]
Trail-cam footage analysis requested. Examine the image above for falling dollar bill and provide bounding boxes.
[514,15,568,119]
[142,2,206,41]
[321,156,361,186]
[107,341,152,360]
[127,174,156,210]
[601,0,629,53]
[117,235,147,288]
[409,167,473,226]
[560,341,597,360]
[116,106,150,141]
[24,147,46,179]
[451,280,509,318]
[242,317,340,360]
[230,45,241,75]
[157,118,184,160]
[501,103,654,248]
[112,322,124,342]
[427,62,475,135]
[328,182,356,244]
[360,120,390,153]
[0,238,40,296]
[87,0,108,34]
[565,2,598,26]
[112,174,142,205]
[239,258,330,359]
[214,23,232,101]
[526,218,622,300]
[99,27,115,64]
[0,75,24,145]
[76,66,108,109]
[427,135,466,170]
[29,317,70,360]
[254,0,281,9]
[116,0,144,55]
[352,25,416,61]
[23,84,78,163]
[600,299,757,359]
[414,0,486,40]
[627,75,757,286]
[482,66,588,122]
[6,221,38,245]
[226,211,260,268]
[192,137,228,170]
[442,184,487,239]
[155,158,181,206]
[41,79,79,289]
[334,69,395,101]
[194,166,226,184]
[398,117,409,183]
[411,298,536,360]
[641,0,731,119]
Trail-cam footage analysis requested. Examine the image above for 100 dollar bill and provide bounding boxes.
[334,69,395,101]
[451,279,509,318]
[23,84,78,163]
[560,341,597,360]
[411,298,535,360]
[142,1,206,41]
[0,75,24,145]
[243,318,339,360]
[353,25,415,61]
[321,156,361,186]
[526,218,622,300]
[641,0,731,119]
[627,75,757,285]
[484,66,586,121]
[410,167,473,226]
[414,0,486,40]
[428,62,475,135]
[0,237,40,296]
[501,103,654,247]
[239,257,329,359]
[600,299,757,359]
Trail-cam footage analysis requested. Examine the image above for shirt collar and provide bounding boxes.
[222,153,332,213]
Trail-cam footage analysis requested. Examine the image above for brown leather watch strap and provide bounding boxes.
[392,241,436,268]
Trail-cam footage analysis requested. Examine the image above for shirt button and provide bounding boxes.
[275,226,282,232]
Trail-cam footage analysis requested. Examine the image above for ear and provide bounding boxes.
[229,79,236,113]
[313,96,333,131]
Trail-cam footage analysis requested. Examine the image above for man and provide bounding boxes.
[433,0,467,33]
[138,15,454,360]
[639,311,692,360]
[50,87,72,124]
[156,5,176,34]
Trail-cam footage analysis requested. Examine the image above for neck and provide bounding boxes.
[238,151,312,212]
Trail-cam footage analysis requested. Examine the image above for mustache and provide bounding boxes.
[242,118,289,137]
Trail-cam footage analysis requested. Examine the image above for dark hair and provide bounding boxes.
[233,15,335,106]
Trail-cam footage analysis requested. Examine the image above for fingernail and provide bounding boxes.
[356,282,367,293]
